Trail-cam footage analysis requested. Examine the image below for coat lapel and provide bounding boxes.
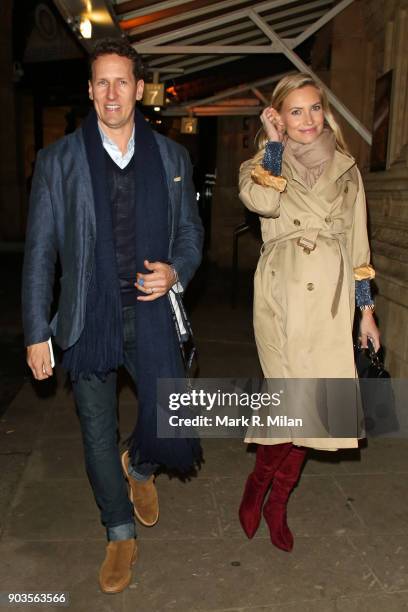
[314,151,356,193]
[74,128,96,234]
[154,133,177,244]
[282,157,308,189]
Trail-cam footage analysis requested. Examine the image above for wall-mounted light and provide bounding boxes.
[79,18,92,39]
[67,15,93,39]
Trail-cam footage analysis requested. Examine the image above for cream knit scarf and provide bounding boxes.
[284,128,336,188]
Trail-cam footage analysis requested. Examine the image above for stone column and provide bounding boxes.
[0,0,23,241]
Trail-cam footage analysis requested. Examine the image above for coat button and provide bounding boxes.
[293,219,301,226]
[325,215,332,223]
[344,184,349,194]
[307,282,314,291]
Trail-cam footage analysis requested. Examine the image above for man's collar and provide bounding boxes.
[97,121,135,153]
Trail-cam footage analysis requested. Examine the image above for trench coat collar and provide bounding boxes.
[283,149,356,191]
[316,150,356,191]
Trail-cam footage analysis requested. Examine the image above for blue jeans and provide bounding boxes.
[72,306,157,541]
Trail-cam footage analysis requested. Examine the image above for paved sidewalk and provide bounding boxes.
[1,280,408,611]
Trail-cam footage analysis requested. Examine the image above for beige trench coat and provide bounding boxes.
[239,150,372,450]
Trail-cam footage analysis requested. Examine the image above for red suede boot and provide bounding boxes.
[262,446,307,551]
[239,443,292,538]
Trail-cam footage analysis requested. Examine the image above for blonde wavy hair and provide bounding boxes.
[256,72,350,157]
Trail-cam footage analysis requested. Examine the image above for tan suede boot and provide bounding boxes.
[121,450,159,527]
[99,538,137,594]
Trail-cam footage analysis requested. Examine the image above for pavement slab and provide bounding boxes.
[334,473,408,534]
[0,454,28,536]
[348,533,408,593]
[121,535,382,611]
[3,479,102,542]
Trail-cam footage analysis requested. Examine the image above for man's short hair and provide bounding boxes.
[88,38,145,81]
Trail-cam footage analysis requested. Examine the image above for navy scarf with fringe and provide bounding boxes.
[63,108,201,473]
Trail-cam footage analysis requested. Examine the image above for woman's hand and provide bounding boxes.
[260,106,285,142]
[359,310,381,352]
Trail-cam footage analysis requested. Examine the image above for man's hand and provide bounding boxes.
[27,341,53,380]
[359,310,381,352]
[135,259,177,301]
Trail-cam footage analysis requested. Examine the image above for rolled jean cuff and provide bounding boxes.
[107,522,136,542]
[128,461,157,481]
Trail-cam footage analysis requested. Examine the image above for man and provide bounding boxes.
[22,39,203,593]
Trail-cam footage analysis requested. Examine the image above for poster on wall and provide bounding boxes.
[370,69,393,172]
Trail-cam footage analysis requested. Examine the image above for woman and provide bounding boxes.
[238,73,380,552]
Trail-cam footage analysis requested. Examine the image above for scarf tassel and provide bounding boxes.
[63,291,124,381]
[128,418,202,474]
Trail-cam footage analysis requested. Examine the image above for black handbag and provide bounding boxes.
[354,340,398,436]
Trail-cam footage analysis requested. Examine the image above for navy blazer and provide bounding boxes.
[22,126,203,349]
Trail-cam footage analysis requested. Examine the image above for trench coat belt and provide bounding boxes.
[260,227,346,318]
